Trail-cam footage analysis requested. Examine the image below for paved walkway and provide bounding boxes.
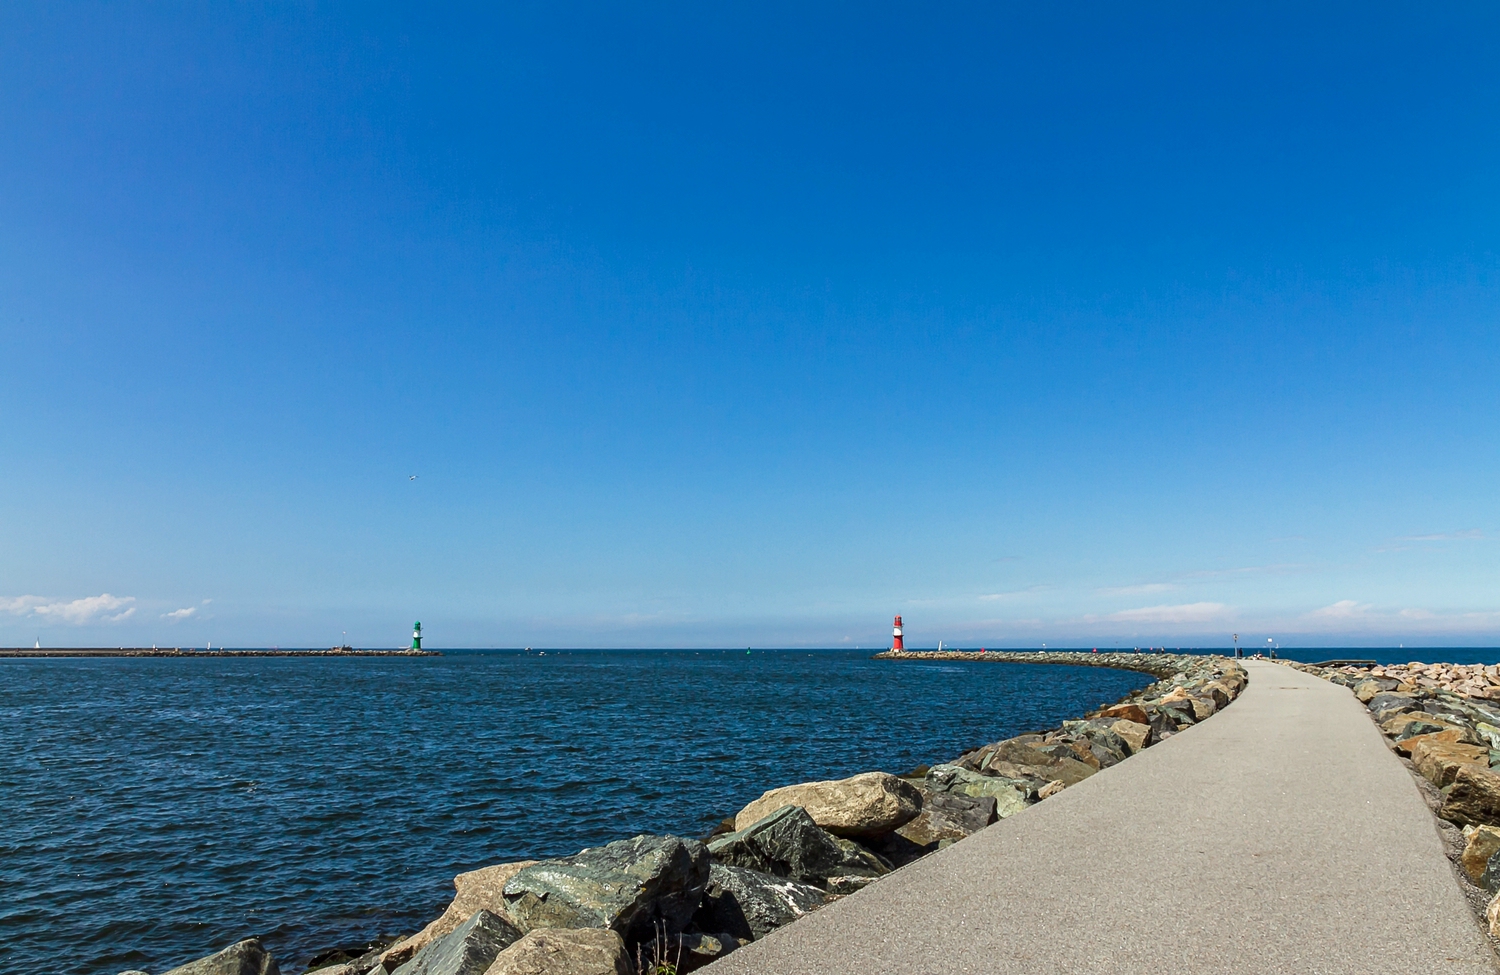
[707,660,1499,974]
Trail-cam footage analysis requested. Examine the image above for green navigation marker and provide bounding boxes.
[411,621,422,651]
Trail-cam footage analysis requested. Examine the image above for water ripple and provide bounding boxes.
[0,649,1148,974]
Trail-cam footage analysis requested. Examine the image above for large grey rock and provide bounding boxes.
[895,791,997,849]
[923,765,1029,816]
[708,805,887,887]
[1155,703,1196,729]
[1424,700,1473,722]
[1146,707,1181,738]
[161,940,280,975]
[968,737,1098,788]
[732,772,921,837]
[303,940,387,973]
[1367,692,1419,720]
[392,909,521,975]
[1060,722,1131,767]
[693,863,825,941]
[502,834,709,942]
[483,928,632,975]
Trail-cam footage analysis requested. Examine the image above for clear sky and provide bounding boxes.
[2,2,1497,649]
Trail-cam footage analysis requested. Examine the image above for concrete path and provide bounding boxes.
[707,660,1499,974]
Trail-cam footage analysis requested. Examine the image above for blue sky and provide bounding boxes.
[2,2,1497,648]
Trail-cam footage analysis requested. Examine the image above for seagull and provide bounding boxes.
[409,475,419,480]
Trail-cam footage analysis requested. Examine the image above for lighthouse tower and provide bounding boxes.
[411,622,422,651]
[891,616,904,652]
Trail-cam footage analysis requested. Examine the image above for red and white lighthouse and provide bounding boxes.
[891,615,904,652]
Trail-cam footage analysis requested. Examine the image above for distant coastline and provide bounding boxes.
[0,647,441,657]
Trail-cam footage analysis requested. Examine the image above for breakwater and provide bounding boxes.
[140,650,1245,975]
[872,648,1196,679]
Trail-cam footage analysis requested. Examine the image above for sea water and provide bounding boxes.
[0,650,1158,973]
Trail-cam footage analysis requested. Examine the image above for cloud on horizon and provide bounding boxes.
[163,607,197,620]
[1108,602,1230,624]
[1,593,137,624]
[1307,599,1371,619]
[979,586,1047,601]
[1095,582,1179,597]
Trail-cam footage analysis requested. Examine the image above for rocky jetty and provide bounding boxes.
[1279,657,1500,940]
[1342,660,1500,700]
[128,651,1246,975]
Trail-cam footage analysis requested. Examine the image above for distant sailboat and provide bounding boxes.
[34,638,40,649]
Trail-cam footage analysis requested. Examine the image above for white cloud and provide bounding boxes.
[16,593,138,624]
[2,593,137,623]
[1399,608,1435,620]
[1109,602,1229,623]
[0,596,46,614]
[979,586,1046,602]
[1307,599,1370,619]
[163,607,197,620]
[1096,582,1178,596]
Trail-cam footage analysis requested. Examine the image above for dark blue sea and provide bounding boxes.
[0,649,1157,975]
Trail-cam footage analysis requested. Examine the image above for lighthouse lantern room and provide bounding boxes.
[891,616,904,652]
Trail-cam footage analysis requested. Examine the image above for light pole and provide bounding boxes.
[1233,633,1240,658]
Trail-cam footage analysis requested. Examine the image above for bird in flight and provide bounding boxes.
[409,475,419,481]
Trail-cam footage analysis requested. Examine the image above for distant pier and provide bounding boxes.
[874,648,1194,679]
[0,648,441,658]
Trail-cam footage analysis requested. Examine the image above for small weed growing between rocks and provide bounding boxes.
[636,920,682,975]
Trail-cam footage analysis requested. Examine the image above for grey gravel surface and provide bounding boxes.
[705,660,1499,974]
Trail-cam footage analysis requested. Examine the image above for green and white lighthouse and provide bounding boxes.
[411,621,422,651]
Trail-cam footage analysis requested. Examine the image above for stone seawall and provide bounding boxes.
[131,651,1246,975]
[872,648,1196,680]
